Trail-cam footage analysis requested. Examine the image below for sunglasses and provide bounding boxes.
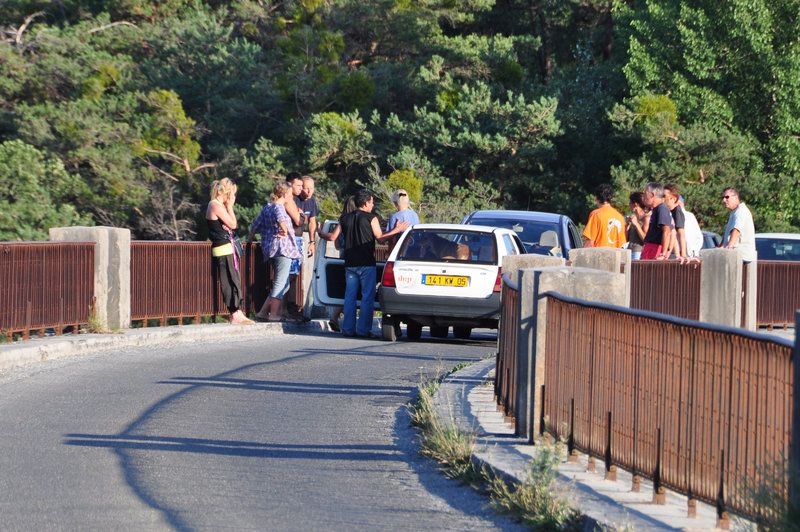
[723,195,732,199]
[398,192,407,197]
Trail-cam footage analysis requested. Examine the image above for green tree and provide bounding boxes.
[0,140,91,241]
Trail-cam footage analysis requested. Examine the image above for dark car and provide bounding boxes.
[755,233,800,261]
[460,210,582,258]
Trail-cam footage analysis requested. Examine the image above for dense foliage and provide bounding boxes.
[1,0,798,241]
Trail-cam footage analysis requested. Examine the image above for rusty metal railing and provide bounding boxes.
[0,242,95,339]
[756,261,800,328]
[543,293,793,526]
[495,272,519,422]
[130,241,268,324]
[629,260,702,320]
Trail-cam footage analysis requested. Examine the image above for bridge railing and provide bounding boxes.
[130,241,270,324]
[495,272,519,421]
[543,293,793,525]
[756,261,800,328]
[0,242,95,339]
[629,260,702,320]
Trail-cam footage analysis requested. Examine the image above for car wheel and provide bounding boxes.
[406,321,422,340]
[381,316,397,342]
[453,326,472,339]
[430,325,449,338]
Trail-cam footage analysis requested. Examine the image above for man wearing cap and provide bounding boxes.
[386,189,420,248]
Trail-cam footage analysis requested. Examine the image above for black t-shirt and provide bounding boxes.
[670,205,685,230]
[340,210,377,267]
[294,196,319,231]
[644,203,674,245]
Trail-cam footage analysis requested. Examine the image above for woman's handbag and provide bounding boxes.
[232,235,244,258]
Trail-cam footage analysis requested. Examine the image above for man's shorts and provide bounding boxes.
[641,242,662,260]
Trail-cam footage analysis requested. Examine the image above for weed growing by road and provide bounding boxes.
[409,367,584,530]
[485,444,582,530]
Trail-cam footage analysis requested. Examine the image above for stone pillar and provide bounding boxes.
[516,266,627,441]
[505,255,566,440]
[568,247,632,307]
[699,248,743,327]
[742,259,757,331]
[49,226,131,330]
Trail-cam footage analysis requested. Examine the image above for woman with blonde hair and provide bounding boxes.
[206,178,253,324]
[247,181,302,321]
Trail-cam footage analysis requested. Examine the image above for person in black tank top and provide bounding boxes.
[206,178,253,324]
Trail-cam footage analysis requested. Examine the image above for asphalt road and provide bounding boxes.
[0,329,522,531]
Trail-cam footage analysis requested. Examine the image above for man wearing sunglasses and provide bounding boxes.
[722,187,756,263]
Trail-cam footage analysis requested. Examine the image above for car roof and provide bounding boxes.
[755,233,800,240]
[407,223,511,234]
[464,210,565,223]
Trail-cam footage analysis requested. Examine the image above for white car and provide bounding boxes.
[378,224,525,341]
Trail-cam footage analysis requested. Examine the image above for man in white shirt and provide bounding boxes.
[722,187,757,263]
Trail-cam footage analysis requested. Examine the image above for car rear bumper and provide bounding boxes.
[379,287,501,327]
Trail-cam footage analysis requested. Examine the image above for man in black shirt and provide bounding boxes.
[324,189,409,337]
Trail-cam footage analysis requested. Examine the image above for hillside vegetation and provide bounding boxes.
[1,0,798,240]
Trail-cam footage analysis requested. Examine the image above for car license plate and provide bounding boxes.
[422,274,469,287]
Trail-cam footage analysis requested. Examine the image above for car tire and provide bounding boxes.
[406,321,422,340]
[453,326,472,339]
[382,318,397,342]
[430,325,449,338]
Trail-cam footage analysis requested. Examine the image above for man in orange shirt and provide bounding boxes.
[582,183,627,248]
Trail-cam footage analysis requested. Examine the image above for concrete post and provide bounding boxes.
[699,248,742,327]
[506,255,566,440]
[516,266,627,441]
[49,226,131,330]
[568,247,632,307]
[742,260,757,331]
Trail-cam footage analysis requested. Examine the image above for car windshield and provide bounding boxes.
[468,217,560,255]
[756,238,800,261]
[397,229,497,263]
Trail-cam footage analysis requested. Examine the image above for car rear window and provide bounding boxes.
[469,217,560,255]
[756,238,800,261]
[397,229,497,263]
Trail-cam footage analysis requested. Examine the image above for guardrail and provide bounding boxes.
[757,261,800,328]
[0,242,95,339]
[130,241,269,324]
[629,260,702,320]
[543,293,793,525]
[495,273,519,421]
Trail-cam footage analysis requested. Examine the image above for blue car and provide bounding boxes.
[460,210,582,258]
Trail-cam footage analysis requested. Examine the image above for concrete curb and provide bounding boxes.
[0,320,329,372]
[434,359,754,532]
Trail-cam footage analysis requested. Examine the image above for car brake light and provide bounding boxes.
[382,261,396,287]
[493,267,502,292]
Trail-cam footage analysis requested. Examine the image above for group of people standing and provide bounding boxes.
[205,175,416,330]
[205,174,319,325]
[207,175,756,327]
[581,182,756,263]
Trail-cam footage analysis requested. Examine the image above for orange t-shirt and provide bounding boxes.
[582,204,627,248]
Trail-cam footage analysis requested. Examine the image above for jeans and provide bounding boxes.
[343,266,376,336]
[269,255,293,299]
